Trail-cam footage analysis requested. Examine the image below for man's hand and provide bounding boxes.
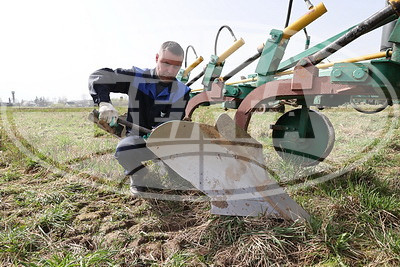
[99,102,118,125]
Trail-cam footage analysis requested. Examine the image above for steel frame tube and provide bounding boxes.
[222,52,262,82]
[309,5,398,65]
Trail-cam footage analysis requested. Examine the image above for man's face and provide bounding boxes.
[155,49,183,82]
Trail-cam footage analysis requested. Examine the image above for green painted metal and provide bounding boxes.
[313,95,351,107]
[254,18,398,87]
[389,19,400,63]
[330,63,369,83]
[176,69,189,83]
[223,84,255,99]
[298,105,311,139]
[255,29,288,86]
[271,109,335,166]
[190,8,400,109]
[277,14,398,73]
[222,100,241,109]
[330,60,400,93]
[389,18,400,43]
[277,26,355,72]
[392,43,400,63]
[202,55,224,91]
[369,59,400,91]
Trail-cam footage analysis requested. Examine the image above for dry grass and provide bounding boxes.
[0,105,399,266]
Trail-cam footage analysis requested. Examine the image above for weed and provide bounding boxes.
[0,225,42,263]
[0,170,21,182]
[36,192,68,206]
[13,190,37,207]
[37,205,74,234]
[25,159,40,171]
[166,252,196,267]
[358,186,400,213]
[93,126,106,137]
[28,250,116,266]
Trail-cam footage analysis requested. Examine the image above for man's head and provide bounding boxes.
[155,41,184,82]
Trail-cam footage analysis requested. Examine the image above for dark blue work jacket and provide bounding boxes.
[89,67,191,136]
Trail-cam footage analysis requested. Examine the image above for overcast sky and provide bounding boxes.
[0,0,388,102]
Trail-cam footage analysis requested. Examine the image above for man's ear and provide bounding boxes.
[155,53,159,63]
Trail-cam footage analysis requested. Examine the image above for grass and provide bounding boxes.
[0,105,399,265]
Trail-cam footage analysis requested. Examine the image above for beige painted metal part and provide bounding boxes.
[147,114,310,221]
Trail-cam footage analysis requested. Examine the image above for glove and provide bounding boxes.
[99,102,118,125]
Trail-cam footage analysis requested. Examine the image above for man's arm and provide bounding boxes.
[88,68,136,104]
[88,67,137,124]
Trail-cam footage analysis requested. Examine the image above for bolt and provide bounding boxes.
[333,69,342,78]
[232,88,240,96]
[353,68,365,80]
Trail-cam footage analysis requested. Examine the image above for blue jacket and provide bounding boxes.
[89,67,191,135]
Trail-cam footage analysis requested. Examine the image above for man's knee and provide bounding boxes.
[114,135,154,175]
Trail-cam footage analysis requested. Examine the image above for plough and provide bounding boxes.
[91,0,400,221]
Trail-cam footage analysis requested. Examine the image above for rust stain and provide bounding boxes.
[211,200,229,209]
[199,124,221,139]
[225,161,248,182]
[224,189,234,195]
[255,185,268,193]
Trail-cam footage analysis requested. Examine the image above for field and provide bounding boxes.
[1,104,400,266]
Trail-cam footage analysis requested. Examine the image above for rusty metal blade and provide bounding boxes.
[147,114,309,221]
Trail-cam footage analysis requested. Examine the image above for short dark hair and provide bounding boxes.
[160,41,184,57]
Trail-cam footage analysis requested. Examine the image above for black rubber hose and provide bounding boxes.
[214,25,237,56]
[308,5,397,65]
[185,45,198,68]
[186,69,205,87]
[221,52,262,82]
[285,0,294,28]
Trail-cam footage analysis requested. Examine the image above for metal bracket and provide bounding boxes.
[330,63,369,83]
[291,57,319,90]
[202,55,224,91]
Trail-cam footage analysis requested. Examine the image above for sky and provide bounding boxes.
[0,0,389,103]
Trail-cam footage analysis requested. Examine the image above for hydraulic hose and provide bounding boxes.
[214,25,237,56]
[184,45,198,68]
[285,0,294,28]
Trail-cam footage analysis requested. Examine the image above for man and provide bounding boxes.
[88,41,191,195]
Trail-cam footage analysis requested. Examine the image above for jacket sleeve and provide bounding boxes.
[88,68,136,104]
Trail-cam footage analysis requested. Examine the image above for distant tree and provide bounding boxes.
[34,96,50,107]
[57,97,68,104]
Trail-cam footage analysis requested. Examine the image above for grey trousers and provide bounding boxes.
[114,134,194,190]
[114,135,156,177]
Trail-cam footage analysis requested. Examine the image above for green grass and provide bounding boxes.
[10,111,117,164]
[0,105,399,266]
[0,225,43,263]
[25,250,117,266]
